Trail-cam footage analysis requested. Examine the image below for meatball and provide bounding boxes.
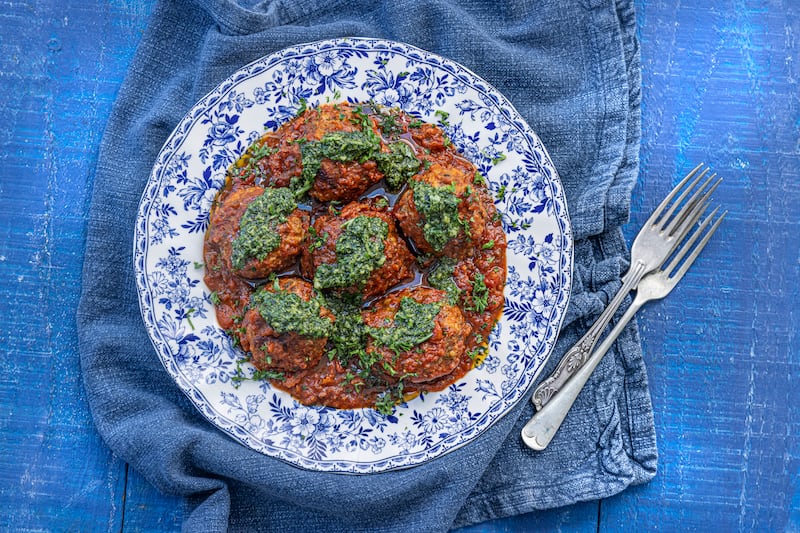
[451,222,506,317]
[394,162,488,256]
[301,201,415,300]
[240,277,334,373]
[248,103,385,202]
[205,186,308,280]
[362,286,472,384]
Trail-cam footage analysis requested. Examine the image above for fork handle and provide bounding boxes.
[531,259,648,411]
[522,290,646,450]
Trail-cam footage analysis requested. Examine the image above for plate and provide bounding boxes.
[134,38,572,473]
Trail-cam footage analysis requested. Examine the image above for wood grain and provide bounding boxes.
[603,0,800,531]
[0,1,153,530]
[0,0,797,531]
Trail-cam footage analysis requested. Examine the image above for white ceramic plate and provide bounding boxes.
[134,38,572,473]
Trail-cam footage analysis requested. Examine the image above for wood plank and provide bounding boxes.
[123,468,184,531]
[0,1,153,530]
[601,0,800,530]
[1,0,797,530]
[455,502,599,533]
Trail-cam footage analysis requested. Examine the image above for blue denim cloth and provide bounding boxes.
[77,0,657,530]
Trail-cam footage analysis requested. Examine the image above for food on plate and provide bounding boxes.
[231,102,420,202]
[363,286,471,385]
[300,200,415,300]
[205,186,309,280]
[203,101,507,414]
[394,162,489,256]
[239,277,334,374]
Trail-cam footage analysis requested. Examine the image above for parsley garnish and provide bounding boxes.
[367,297,441,355]
[296,97,308,116]
[469,273,489,314]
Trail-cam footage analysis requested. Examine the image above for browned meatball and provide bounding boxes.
[362,286,472,384]
[394,162,488,257]
[301,201,415,300]
[205,186,308,281]
[240,277,334,373]
[247,103,385,202]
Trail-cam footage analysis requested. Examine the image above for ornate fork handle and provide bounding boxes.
[531,259,647,410]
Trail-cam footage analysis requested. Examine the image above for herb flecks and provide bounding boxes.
[434,109,450,127]
[314,216,389,291]
[232,358,285,387]
[411,180,464,252]
[231,187,296,270]
[251,285,333,339]
[368,297,441,355]
[327,306,370,368]
[468,273,489,314]
[427,257,462,305]
[375,141,421,190]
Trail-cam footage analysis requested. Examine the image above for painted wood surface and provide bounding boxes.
[0,0,797,531]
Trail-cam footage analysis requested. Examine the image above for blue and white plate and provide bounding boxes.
[134,38,573,473]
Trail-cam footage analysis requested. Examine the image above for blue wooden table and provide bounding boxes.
[1,1,798,530]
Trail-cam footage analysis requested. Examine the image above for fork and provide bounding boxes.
[531,164,721,411]
[521,206,726,450]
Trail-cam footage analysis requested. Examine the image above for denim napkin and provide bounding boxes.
[77,0,657,530]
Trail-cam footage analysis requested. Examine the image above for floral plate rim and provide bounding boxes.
[134,37,573,473]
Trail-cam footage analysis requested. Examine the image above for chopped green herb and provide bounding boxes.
[307,226,328,253]
[296,97,308,116]
[375,141,421,190]
[491,152,507,165]
[367,297,441,355]
[467,344,488,362]
[327,306,371,368]
[184,308,195,330]
[481,240,495,250]
[468,273,489,314]
[251,368,286,381]
[427,257,462,305]
[232,358,285,386]
[496,184,507,201]
[231,187,296,270]
[374,390,397,415]
[251,285,333,338]
[247,141,276,164]
[314,216,388,291]
[410,180,464,252]
[376,111,404,138]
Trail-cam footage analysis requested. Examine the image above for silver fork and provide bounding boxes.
[531,164,721,411]
[521,206,726,450]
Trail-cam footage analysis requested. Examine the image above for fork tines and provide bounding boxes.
[656,163,722,239]
[663,205,727,280]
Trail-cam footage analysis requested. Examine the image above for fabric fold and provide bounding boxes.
[77,0,657,530]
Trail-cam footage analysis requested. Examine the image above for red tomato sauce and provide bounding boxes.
[203,102,506,413]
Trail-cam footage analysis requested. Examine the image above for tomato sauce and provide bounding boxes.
[203,102,506,413]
